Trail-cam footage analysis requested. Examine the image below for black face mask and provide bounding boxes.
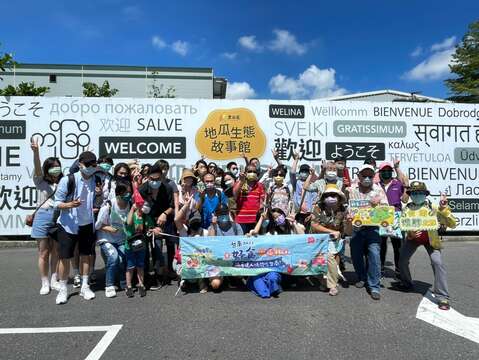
[115,174,130,182]
[380,170,393,180]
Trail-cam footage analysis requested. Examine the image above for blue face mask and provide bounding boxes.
[81,166,97,177]
[410,193,427,205]
[100,163,112,173]
[298,172,308,181]
[149,180,161,189]
[121,193,132,202]
[217,215,230,226]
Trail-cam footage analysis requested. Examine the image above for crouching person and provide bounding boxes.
[95,181,130,298]
[310,184,349,296]
[208,204,244,292]
[392,181,456,310]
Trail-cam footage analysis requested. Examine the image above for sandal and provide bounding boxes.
[438,299,450,311]
[329,287,339,296]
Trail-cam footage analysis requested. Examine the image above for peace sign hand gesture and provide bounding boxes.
[30,137,40,152]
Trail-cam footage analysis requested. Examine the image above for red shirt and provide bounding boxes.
[236,182,265,224]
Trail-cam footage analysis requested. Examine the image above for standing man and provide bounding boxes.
[139,163,175,286]
[54,151,98,305]
[378,161,409,278]
[347,164,388,301]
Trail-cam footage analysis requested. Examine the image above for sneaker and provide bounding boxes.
[73,274,81,288]
[199,279,208,294]
[40,281,50,295]
[55,286,68,305]
[105,286,116,298]
[354,280,366,288]
[138,285,147,297]
[438,299,450,311]
[390,282,413,292]
[51,280,61,292]
[80,286,95,300]
[328,287,339,296]
[370,292,381,301]
[126,287,134,298]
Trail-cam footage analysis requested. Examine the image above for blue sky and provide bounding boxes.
[1,1,478,99]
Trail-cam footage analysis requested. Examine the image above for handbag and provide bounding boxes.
[25,187,57,227]
[127,232,146,252]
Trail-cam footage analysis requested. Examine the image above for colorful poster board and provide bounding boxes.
[180,233,330,279]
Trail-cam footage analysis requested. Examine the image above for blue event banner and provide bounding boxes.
[180,233,330,279]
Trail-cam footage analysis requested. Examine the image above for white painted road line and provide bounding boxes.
[0,324,123,360]
[416,293,479,344]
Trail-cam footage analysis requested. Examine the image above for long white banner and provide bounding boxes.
[1,96,478,235]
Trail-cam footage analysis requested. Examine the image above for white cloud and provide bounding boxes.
[226,82,256,99]
[171,40,189,56]
[222,52,237,60]
[152,36,167,49]
[268,29,307,55]
[403,48,454,81]
[269,65,347,99]
[404,36,457,81]
[410,46,423,57]
[431,36,456,52]
[152,36,190,56]
[238,35,262,51]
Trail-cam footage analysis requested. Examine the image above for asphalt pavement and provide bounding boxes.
[0,241,478,360]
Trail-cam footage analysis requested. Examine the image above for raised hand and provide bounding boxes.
[30,137,40,152]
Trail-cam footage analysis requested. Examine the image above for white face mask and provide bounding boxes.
[325,171,338,183]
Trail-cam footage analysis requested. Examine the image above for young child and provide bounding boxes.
[124,202,154,298]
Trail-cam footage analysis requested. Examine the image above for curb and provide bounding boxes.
[0,241,37,248]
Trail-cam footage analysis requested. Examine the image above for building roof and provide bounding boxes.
[324,89,450,103]
[13,63,213,74]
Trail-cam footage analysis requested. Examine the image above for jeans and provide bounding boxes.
[351,227,381,293]
[247,272,282,298]
[100,242,126,288]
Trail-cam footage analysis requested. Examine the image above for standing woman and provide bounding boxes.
[105,163,132,201]
[30,137,63,295]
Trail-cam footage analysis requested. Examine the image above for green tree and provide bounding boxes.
[445,20,479,103]
[0,82,49,96]
[83,80,118,97]
[148,71,176,98]
[0,43,17,80]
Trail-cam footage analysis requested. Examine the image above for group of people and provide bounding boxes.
[29,139,456,310]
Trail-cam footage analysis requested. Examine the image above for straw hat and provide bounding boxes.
[320,183,346,202]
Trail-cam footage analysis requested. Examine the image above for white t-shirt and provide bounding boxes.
[77,177,94,226]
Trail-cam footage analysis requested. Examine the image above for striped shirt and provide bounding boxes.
[236,182,265,224]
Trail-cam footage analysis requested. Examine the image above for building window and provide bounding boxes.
[49,74,57,83]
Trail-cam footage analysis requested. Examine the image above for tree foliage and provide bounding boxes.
[0,82,49,96]
[83,80,119,97]
[445,20,479,103]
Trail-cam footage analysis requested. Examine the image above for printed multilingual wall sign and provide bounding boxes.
[1,96,479,234]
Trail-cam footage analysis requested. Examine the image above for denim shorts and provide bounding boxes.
[31,207,56,239]
[126,249,146,270]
